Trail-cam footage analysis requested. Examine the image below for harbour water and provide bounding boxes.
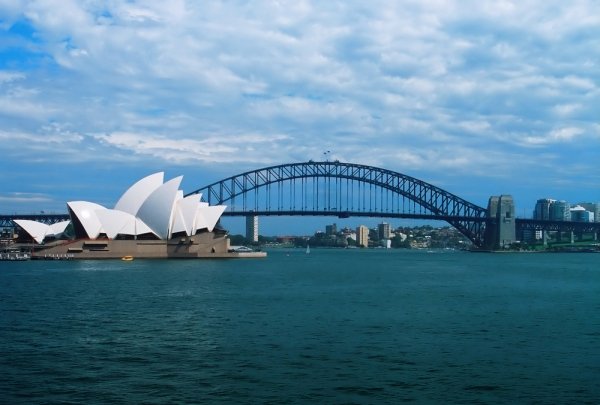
[1,249,599,403]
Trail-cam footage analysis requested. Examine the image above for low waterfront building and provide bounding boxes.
[570,205,595,222]
[579,202,600,222]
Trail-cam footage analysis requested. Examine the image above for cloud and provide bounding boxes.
[521,127,585,146]
[0,0,599,212]
[0,192,52,203]
[94,131,293,165]
[552,103,581,117]
[0,71,25,83]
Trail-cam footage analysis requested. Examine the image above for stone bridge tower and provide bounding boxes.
[486,195,516,250]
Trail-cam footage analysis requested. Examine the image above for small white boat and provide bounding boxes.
[306,245,310,254]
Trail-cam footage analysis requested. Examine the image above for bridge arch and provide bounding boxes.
[187,161,488,247]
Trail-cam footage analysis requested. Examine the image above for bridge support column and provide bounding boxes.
[486,195,516,250]
[543,230,548,247]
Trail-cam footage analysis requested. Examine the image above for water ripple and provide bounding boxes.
[1,250,600,403]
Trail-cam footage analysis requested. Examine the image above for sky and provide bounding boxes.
[0,0,598,235]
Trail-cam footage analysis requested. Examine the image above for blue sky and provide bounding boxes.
[0,1,598,235]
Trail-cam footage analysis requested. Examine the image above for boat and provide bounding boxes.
[121,255,134,261]
[306,244,310,254]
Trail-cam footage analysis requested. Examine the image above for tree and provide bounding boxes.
[391,234,410,249]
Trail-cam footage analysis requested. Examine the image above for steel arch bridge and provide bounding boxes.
[186,161,489,247]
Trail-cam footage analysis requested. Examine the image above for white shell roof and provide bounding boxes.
[137,176,183,240]
[114,172,164,216]
[135,218,154,236]
[49,220,70,235]
[58,174,226,241]
[67,201,106,239]
[202,205,227,232]
[14,219,71,244]
[95,209,146,239]
[14,219,50,244]
[172,193,201,236]
[193,202,209,232]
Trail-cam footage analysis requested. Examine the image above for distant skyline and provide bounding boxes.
[1,1,598,235]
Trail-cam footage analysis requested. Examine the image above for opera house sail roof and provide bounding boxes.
[16,172,227,244]
[13,219,70,244]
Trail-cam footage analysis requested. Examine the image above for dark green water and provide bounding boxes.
[1,249,599,403]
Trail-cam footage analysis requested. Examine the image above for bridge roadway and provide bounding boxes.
[222,211,488,222]
[2,213,599,239]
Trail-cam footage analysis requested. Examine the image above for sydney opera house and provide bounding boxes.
[15,173,263,259]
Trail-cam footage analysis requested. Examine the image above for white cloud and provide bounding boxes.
[94,131,294,164]
[0,192,52,203]
[552,103,581,117]
[0,71,25,83]
[0,0,598,209]
[0,94,55,120]
[0,128,82,144]
[521,127,585,146]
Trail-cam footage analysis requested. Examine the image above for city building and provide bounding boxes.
[246,215,259,242]
[378,222,391,240]
[570,205,595,222]
[534,198,571,221]
[533,198,555,220]
[325,223,337,236]
[534,199,599,223]
[356,225,369,247]
[340,227,356,241]
[550,200,571,221]
[579,203,600,222]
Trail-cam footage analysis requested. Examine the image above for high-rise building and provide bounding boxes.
[245,215,258,242]
[534,198,575,221]
[325,223,337,236]
[550,201,571,221]
[378,222,391,240]
[533,198,555,220]
[356,225,369,247]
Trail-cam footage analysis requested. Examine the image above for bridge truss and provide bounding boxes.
[187,161,489,247]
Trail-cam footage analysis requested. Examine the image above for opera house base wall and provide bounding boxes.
[31,233,266,260]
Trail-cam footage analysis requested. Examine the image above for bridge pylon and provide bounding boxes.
[485,195,516,250]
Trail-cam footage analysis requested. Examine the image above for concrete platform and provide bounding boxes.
[29,232,266,260]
